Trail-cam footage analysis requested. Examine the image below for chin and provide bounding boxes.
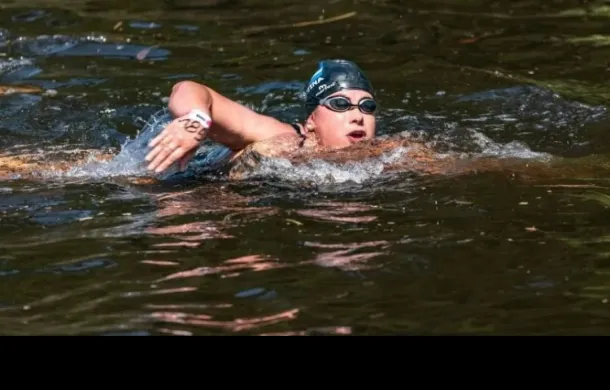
[319,140,350,150]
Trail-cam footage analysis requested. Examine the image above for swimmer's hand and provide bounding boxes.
[145,109,212,173]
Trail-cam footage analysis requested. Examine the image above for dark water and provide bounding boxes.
[2,0,610,335]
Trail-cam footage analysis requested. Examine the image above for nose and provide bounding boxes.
[347,106,364,124]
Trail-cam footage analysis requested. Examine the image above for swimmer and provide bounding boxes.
[142,58,517,180]
[144,59,381,175]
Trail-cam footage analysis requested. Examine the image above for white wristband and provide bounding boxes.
[187,108,212,128]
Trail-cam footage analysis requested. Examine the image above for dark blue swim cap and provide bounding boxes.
[304,59,374,117]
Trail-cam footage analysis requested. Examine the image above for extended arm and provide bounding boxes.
[145,80,297,173]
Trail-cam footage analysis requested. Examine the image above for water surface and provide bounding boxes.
[2,0,610,335]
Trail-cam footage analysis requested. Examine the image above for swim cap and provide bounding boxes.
[304,59,374,117]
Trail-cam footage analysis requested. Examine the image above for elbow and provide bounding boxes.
[171,80,206,94]
[168,80,211,117]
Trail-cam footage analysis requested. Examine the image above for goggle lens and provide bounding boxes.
[323,97,377,114]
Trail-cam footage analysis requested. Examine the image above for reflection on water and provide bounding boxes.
[149,308,300,334]
[295,200,379,224]
[307,240,391,271]
[3,0,610,335]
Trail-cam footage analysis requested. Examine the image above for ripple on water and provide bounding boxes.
[30,209,95,227]
[294,200,379,224]
[306,240,391,271]
[11,10,48,23]
[38,257,118,275]
[147,308,300,334]
[174,24,200,32]
[390,85,609,156]
[454,85,607,126]
[152,255,289,283]
[0,57,40,81]
[11,35,171,61]
[128,21,162,29]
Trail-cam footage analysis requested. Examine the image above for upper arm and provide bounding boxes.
[208,87,296,145]
[173,82,297,150]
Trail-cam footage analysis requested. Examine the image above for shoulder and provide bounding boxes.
[288,122,306,136]
[226,131,306,179]
[234,131,304,160]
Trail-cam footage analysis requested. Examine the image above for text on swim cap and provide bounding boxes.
[306,77,324,94]
[315,81,337,97]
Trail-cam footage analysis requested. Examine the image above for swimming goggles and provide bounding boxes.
[319,96,377,114]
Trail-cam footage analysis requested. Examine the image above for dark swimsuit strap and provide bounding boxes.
[290,123,304,136]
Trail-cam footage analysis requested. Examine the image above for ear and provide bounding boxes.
[304,114,316,133]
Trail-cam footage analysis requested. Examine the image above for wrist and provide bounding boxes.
[186,108,212,129]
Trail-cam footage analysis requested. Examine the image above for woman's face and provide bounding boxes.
[307,89,377,149]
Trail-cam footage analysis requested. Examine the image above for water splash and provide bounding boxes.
[446,128,554,160]
[244,155,390,185]
[238,145,422,186]
[235,127,552,187]
[61,109,232,180]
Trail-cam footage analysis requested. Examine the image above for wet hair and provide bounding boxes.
[304,59,375,117]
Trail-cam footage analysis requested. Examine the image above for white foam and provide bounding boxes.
[239,145,418,185]
[0,57,34,73]
[467,129,553,160]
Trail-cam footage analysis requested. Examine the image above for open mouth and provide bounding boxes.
[347,130,366,142]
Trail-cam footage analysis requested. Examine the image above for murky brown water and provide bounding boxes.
[2,0,610,335]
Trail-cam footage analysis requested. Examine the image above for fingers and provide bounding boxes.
[145,122,182,171]
[145,140,170,167]
[148,129,166,148]
[144,113,209,174]
[145,144,163,166]
[147,142,181,173]
[152,146,188,174]
[145,129,169,162]
[179,149,196,172]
